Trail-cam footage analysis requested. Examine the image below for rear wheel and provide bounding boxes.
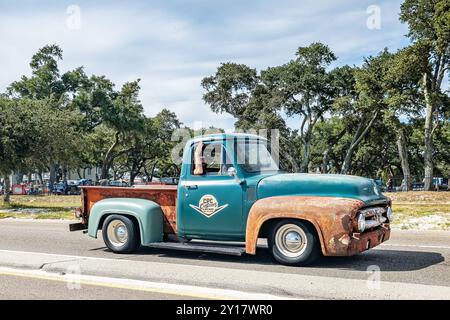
[268,219,320,266]
[102,215,140,253]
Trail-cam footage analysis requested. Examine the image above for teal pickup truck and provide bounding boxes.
[70,133,393,266]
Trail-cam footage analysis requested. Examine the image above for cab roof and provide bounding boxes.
[187,133,267,145]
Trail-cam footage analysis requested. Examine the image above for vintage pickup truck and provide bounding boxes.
[70,133,393,266]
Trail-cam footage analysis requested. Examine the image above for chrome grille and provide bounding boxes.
[359,207,387,230]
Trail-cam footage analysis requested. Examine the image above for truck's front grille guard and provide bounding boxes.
[359,207,388,231]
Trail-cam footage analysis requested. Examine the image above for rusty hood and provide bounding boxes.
[256,173,387,205]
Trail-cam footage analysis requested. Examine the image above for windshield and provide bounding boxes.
[236,140,279,173]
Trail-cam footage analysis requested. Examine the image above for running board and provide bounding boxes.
[146,242,246,256]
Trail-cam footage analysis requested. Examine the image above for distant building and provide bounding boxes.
[66,167,101,182]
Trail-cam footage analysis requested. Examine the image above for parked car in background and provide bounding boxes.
[373,178,386,192]
[411,177,448,191]
[79,179,93,186]
[433,177,449,191]
[53,182,66,195]
[66,180,81,195]
[159,177,179,185]
[26,184,43,195]
[52,180,84,195]
[412,182,424,191]
[108,180,129,187]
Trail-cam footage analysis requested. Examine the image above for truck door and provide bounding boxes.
[180,140,244,240]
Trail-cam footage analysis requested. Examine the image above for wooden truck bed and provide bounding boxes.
[80,185,178,234]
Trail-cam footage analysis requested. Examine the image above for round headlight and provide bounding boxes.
[357,213,366,232]
[387,207,394,222]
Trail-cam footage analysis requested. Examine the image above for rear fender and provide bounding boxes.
[88,198,164,244]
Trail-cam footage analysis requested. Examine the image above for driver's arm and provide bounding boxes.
[193,142,205,175]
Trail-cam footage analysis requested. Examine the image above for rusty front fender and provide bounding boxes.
[245,196,364,256]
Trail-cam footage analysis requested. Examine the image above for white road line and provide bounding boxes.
[0,266,292,300]
[380,243,450,250]
[0,249,127,262]
[0,218,76,223]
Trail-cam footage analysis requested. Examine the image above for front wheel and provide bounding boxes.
[268,219,320,266]
[102,215,140,253]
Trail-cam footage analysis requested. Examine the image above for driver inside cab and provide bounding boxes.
[193,141,231,176]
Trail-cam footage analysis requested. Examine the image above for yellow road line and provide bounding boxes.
[0,269,232,300]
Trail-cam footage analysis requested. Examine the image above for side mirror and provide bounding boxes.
[227,167,245,185]
[227,167,237,177]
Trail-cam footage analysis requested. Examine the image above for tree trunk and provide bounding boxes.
[388,166,395,179]
[76,169,82,180]
[130,160,146,186]
[299,141,310,173]
[143,167,150,183]
[16,172,24,184]
[298,110,319,173]
[340,146,355,175]
[150,162,157,182]
[279,136,299,172]
[341,111,378,175]
[322,147,331,174]
[171,164,181,177]
[101,132,121,180]
[299,127,313,173]
[396,129,411,191]
[322,129,346,174]
[423,74,435,191]
[142,162,153,183]
[49,164,56,186]
[62,165,68,180]
[130,172,136,186]
[129,162,137,186]
[3,175,11,203]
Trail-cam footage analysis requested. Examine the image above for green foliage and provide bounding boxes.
[66,71,116,131]
[1,0,450,190]
[201,63,258,117]
[400,0,450,54]
[202,43,338,172]
[203,31,448,179]
[8,45,66,101]
[0,97,82,175]
[1,44,184,186]
[113,109,182,183]
[103,80,144,133]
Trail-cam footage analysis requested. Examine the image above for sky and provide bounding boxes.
[0,0,411,131]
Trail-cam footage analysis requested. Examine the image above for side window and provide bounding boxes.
[191,142,232,176]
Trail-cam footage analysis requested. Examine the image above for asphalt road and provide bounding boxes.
[0,274,192,300]
[0,219,449,299]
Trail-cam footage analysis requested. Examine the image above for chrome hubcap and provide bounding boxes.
[275,224,307,258]
[107,220,128,247]
[285,231,301,249]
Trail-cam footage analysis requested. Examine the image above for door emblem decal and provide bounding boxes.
[189,194,228,218]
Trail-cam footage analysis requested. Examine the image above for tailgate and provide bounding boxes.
[69,187,88,232]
